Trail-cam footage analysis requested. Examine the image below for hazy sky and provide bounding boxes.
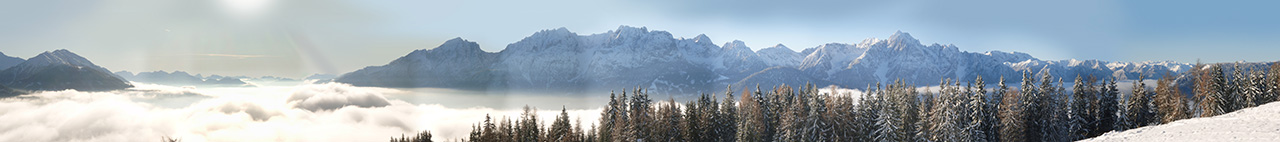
[1,0,1276,78]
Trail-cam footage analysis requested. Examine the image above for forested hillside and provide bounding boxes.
[393,62,1280,142]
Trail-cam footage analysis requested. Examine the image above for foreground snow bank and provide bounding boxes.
[1083,102,1280,142]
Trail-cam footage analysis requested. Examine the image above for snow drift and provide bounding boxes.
[1083,102,1280,141]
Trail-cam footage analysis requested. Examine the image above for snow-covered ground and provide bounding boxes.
[1083,102,1280,142]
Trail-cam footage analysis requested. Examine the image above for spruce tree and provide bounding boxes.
[1266,63,1280,104]
[1225,63,1245,112]
[1125,75,1155,129]
[516,105,541,142]
[626,89,653,141]
[1097,77,1120,133]
[1248,68,1268,107]
[653,98,683,142]
[972,76,998,142]
[549,107,574,142]
[596,92,619,142]
[1049,78,1070,141]
[853,85,880,142]
[682,95,708,142]
[1020,71,1043,141]
[718,89,739,142]
[1068,75,1094,140]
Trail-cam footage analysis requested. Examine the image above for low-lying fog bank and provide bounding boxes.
[0,83,601,142]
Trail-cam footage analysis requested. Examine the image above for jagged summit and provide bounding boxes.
[428,38,485,54]
[606,25,673,42]
[519,27,577,43]
[692,34,713,44]
[723,40,751,51]
[614,25,647,34]
[883,31,923,50]
[888,30,916,42]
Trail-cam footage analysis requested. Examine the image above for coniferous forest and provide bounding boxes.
[394,62,1280,142]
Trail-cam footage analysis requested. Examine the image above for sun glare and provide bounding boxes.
[220,0,272,18]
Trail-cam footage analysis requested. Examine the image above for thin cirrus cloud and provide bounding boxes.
[201,54,266,59]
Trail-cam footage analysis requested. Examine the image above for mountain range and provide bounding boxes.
[114,70,252,86]
[336,26,1191,95]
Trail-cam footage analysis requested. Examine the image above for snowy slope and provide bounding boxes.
[798,42,867,79]
[1083,102,1280,142]
[756,44,802,68]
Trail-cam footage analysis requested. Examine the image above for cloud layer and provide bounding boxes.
[0,83,600,142]
[286,83,391,111]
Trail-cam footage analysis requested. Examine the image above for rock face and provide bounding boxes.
[336,26,1191,95]
[0,51,23,70]
[0,49,133,91]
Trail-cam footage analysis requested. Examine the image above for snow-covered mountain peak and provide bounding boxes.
[594,26,675,46]
[769,44,789,50]
[761,44,793,52]
[886,31,922,48]
[24,49,98,68]
[723,40,751,51]
[428,38,483,54]
[610,25,664,39]
[858,37,880,46]
[757,44,802,68]
[525,28,576,40]
[615,25,645,32]
[890,30,921,42]
[692,34,713,44]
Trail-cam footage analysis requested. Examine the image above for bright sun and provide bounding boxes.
[220,0,272,18]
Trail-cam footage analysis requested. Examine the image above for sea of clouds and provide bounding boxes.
[0,83,601,142]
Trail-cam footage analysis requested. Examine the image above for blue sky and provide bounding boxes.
[0,0,1276,77]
